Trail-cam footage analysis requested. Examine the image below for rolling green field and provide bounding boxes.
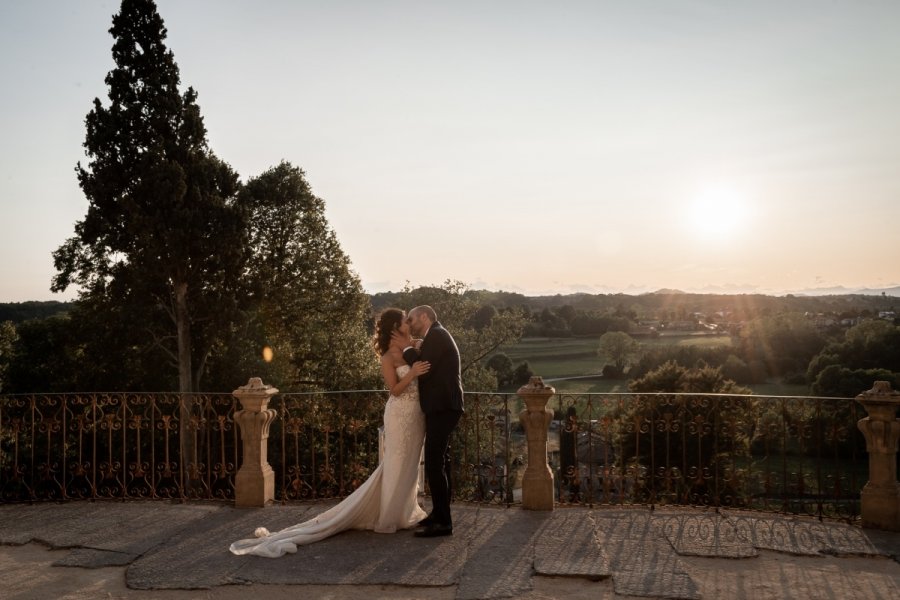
[497,334,809,396]
[500,334,732,379]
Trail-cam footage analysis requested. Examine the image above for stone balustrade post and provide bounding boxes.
[518,376,556,510]
[233,377,278,508]
[856,380,900,531]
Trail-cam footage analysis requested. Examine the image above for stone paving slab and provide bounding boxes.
[128,507,259,589]
[0,502,221,559]
[592,509,700,599]
[720,510,882,557]
[456,507,548,600]
[659,511,758,558]
[54,547,137,568]
[866,528,900,561]
[533,510,610,578]
[0,503,55,545]
[128,502,326,589]
[1,501,899,599]
[229,504,472,589]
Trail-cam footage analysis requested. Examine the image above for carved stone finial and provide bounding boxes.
[517,375,555,397]
[517,374,555,510]
[872,381,895,395]
[857,381,900,399]
[855,380,900,531]
[236,377,279,395]
[233,376,279,508]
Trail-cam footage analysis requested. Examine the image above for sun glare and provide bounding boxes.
[686,184,749,240]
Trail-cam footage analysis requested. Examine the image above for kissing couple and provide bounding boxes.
[230,305,464,558]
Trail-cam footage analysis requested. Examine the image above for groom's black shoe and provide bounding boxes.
[414,523,452,538]
[417,515,435,528]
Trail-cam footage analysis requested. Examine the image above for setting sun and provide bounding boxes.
[686,184,750,240]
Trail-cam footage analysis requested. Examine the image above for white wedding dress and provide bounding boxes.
[229,365,427,558]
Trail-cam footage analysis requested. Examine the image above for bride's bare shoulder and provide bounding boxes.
[381,349,405,369]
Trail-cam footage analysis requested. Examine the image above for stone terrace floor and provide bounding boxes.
[1,501,900,599]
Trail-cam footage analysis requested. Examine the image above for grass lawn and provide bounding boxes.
[499,335,733,380]
[496,335,811,396]
[641,333,733,347]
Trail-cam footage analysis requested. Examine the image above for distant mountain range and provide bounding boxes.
[789,286,900,297]
[649,286,900,297]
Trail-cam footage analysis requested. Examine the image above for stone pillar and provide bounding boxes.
[518,376,556,510]
[856,381,900,531]
[233,377,279,508]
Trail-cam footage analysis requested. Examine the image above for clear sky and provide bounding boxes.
[2,1,899,301]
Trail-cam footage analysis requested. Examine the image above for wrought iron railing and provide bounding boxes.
[0,392,238,502]
[0,390,867,521]
[553,392,865,521]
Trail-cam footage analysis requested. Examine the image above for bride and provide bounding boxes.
[229,308,430,558]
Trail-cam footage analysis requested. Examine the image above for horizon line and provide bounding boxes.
[5,283,900,304]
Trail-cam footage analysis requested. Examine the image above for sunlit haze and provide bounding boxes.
[2,1,899,301]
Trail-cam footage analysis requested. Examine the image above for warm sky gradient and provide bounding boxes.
[2,1,899,301]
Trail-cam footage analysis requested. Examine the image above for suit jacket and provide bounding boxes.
[403,321,464,415]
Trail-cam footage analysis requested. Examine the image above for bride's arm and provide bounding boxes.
[381,355,429,396]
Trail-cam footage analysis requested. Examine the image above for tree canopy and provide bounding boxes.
[52,0,245,393]
[232,162,377,391]
[596,331,640,377]
[44,1,373,395]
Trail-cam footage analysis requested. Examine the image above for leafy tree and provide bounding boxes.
[48,0,252,488]
[485,353,534,390]
[596,331,640,377]
[0,321,18,392]
[811,364,900,397]
[738,314,825,379]
[0,302,71,324]
[806,320,900,385]
[570,312,631,336]
[629,360,749,395]
[720,354,753,385]
[511,360,534,386]
[556,304,577,326]
[527,307,570,337]
[842,320,900,367]
[806,352,841,384]
[627,344,734,381]
[51,0,246,394]
[5,317,79,393]
[618,361,753,504]
[468,305,498,331]
[486,353,514,386]
[231,162,377,391]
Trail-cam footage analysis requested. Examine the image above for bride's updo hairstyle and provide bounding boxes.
[374,308,404,356]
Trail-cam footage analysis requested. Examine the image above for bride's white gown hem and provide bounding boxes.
[229,365,426,558]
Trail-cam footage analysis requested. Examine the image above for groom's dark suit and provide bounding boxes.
[403,321,463,530]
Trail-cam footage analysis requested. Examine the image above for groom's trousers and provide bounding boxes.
[424,409,462,527]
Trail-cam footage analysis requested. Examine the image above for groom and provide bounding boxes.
[400,305,463,537]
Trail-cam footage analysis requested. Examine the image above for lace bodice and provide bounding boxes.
[391,365,418,402]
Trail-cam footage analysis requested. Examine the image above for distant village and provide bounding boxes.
[633,309,897,337]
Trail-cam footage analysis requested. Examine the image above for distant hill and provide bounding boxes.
[369,288,898,319]
[0,301,72,324]
[791,285,900,297]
